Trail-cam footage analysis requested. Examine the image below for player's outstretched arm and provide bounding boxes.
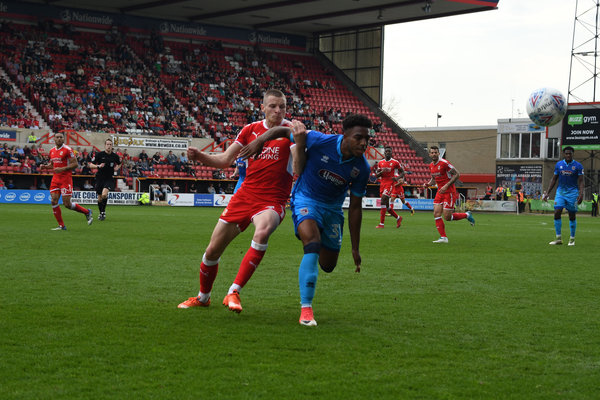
[238,126,292,159]
[188,143,242,168]
[348,194,362,273]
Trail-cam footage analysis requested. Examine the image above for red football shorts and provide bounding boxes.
[379,181,394,197]
[391,184,405,200]
[433,190,457,209]
[219,193,286,232]
[50,175,73,197]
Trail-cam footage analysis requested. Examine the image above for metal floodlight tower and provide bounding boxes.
[568,0,600,103]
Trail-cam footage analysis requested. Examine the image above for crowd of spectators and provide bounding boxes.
[0,142,201,179]
[1,18,390,144]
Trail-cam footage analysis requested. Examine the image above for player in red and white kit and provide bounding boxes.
[40,131,93,230]
[375,146,402,228]
[178,89,306,313]
[390,168,415,216]
[422,145,475,243]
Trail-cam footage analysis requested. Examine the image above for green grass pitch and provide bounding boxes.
[1,204,599,399]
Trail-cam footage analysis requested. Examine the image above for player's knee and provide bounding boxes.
[303,242,321,254]
[319,262,336,273]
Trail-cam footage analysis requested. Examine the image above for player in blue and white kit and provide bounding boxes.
[543,146,584,246]
[240,114,372,326]
[230,157,247,193]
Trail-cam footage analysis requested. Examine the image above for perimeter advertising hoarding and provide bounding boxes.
[561,105,600,149]
[496,164,543,195]
[0,190,144,204]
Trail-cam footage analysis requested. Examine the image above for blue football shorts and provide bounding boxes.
[291,198,344,251]
[554,192,578,212]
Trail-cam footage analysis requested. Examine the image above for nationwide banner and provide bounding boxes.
[0,1,307,50]
[0,129,17,141]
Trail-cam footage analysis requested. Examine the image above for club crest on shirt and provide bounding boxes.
[300,207,309,216]
[351,167,360,178]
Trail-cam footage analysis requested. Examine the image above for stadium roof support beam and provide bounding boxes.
[253,0,423,30]
[188,0,319,22]
[120,0,188,13]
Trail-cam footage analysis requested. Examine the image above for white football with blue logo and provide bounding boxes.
[526,88,567,127]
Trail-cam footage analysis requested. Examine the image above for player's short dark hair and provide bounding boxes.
[429,145,439,151]
[563,146,574,153]
[105,138,113,143]
[342,114,372,132]
[384,145,392,151]
[263,89,285,103]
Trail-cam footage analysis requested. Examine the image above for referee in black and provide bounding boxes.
[88,138,121,221]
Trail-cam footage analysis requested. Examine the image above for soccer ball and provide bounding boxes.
[526,88,567,127]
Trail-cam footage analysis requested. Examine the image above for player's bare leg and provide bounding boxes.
[62,195,93,226]
[178,220,240,309]
[224,209,281,313]
[50,190,66,230]
[377,195,389,228]
[432,204,448,243]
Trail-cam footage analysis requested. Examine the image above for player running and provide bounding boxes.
[375,146,403,228]
[390,168,415,216]
[88,138,121,221]
[422,145,474,243]
[543,146,584,246]
[41,131,93,230]
[177,89,305,313]
[241,114,372,327]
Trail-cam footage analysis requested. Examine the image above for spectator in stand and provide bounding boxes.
[166,150,179,171]
[83,179,94,190]
[206,182,216,194]
[138,149,149,162]
[6,179,15,189]
[9,150,21,167]
[180,151,188,165]
[21,156,36,173]
[152,151,163,165]
[80,160,93,176]
[495,185,504,200]
[0,177,6,190]
[484,183,494,200]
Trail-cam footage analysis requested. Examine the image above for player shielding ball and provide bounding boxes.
[177,89,305,313]
[543,146,584,246]
[88,138,121,221]
[241,114,372,326]
[41,131,93,230]
[375,146,403,228]
[422,145,474,243]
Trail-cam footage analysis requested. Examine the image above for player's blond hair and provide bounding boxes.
[263,89,285,104]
